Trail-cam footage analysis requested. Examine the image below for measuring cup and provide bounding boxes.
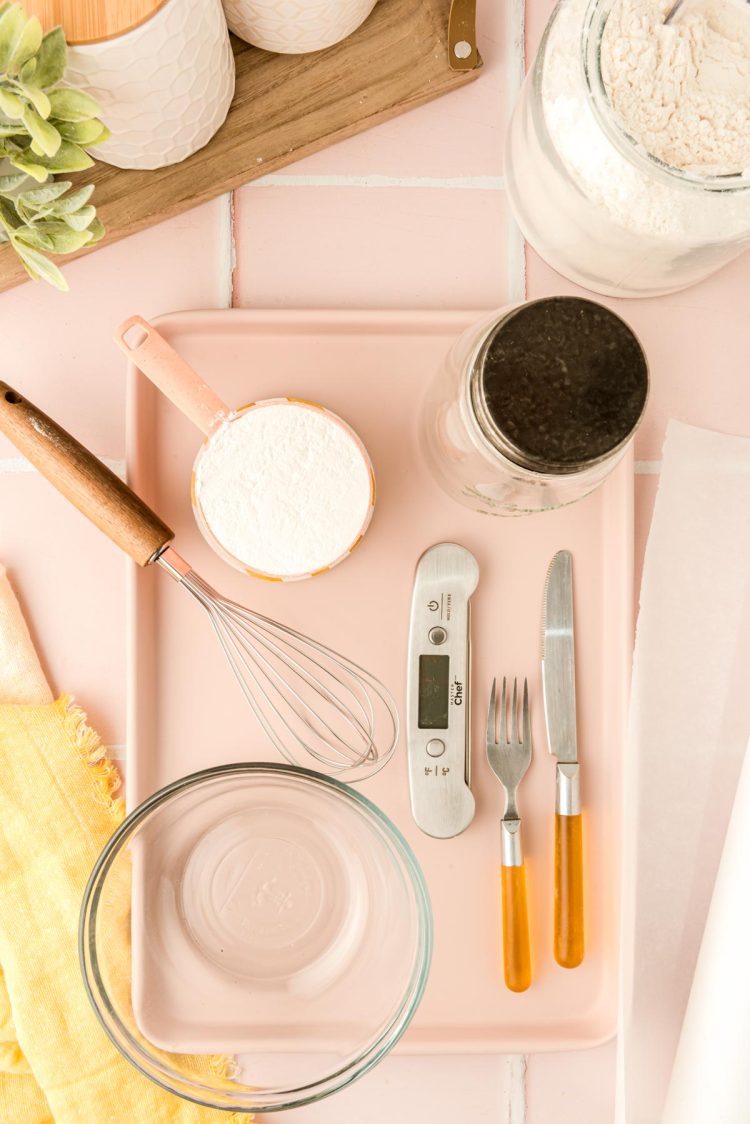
[115,316,376,582]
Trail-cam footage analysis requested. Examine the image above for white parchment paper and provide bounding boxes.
[616,421,750,1124]
[661,731,750,1124]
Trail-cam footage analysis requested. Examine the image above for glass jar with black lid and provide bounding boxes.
[422,296,649,515]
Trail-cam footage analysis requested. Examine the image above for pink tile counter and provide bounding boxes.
[1,0,747,1120]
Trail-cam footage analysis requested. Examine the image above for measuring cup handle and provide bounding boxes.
[115,316,230,437]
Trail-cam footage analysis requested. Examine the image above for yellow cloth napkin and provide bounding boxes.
[0,566,247,1122]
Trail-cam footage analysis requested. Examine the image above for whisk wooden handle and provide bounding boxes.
[0,382,173,566]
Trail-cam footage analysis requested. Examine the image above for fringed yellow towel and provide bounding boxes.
[0,566,246,1122]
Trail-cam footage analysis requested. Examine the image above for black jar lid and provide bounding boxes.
[471,297,649,475]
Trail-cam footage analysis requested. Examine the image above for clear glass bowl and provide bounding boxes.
[80,763,432,1113]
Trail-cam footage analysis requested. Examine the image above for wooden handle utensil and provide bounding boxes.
[0,382,173,566]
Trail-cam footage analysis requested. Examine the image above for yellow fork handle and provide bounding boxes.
[501,863,532,992]
[554,812,584,968]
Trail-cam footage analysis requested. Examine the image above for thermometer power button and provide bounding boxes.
[428,626,447,645]
[426,739,446,757]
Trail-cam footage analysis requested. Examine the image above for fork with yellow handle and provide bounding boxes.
[486,677,532,992]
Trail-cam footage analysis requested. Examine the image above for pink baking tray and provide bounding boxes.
[126,309,631,1053]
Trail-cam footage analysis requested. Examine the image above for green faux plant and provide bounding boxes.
[0,2,109,290]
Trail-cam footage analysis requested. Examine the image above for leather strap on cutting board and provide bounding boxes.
[448,0,480,70]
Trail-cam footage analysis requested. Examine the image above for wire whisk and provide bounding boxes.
[159,549,399,780]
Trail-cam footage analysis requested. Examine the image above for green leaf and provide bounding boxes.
[8,151,49,181]
[18,179,71,206]
[0,87,24,118]
[87,122,110,147]
[9,14,41,72]
[25,220,92,253]
[19,55,35,81]
[21,105,60,156]
[18,81,51,117]
[0,193,20,229]
[17,138,93,174]
[42,139,94,172]
[12,238,69,290]
[0,170,26,191]
[85,215,104,243]
[33,27,66,89]
[58,204,95,230]
[14,223,53,250]
[55,118,105,145]
[0,6,27,73]
[47,86,101,122]
[45,183,92,212]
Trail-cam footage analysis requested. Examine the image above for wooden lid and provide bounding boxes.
[24,0,170,45]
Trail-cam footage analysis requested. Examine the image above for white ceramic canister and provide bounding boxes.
[223,0,378,53]
[29,0,235,170]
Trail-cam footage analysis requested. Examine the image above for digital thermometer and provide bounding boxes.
[406,542,478,838]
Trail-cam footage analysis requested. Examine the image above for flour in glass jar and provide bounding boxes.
[601,0,750,175]
[541,0,750,242]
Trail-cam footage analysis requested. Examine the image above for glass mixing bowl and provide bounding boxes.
[80,763,432,1113]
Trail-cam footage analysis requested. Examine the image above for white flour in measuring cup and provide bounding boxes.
[193,400,375,580]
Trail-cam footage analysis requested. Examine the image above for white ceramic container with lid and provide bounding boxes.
[222,0,378,53]
[27,0,235,169]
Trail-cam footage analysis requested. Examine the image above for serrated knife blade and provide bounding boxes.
[542,549,577,765]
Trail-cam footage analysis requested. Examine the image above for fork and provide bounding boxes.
[486,677,532,992]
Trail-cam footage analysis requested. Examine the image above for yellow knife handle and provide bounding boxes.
[501,820,532,992]
[554,763,584,968]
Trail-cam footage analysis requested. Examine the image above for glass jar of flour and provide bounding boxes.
[505,0,750,297]
[421,298,649,515]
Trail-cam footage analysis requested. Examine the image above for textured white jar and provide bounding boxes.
[65,0,235,170]
[223,0,377,53]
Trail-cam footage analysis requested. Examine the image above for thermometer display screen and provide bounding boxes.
[418,654,450,729]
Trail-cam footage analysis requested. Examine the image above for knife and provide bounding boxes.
[541,549,584,969]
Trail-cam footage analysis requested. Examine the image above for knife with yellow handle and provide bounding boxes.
[542,550,584,969]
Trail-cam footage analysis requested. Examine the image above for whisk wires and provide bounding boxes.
[160,556,399,780]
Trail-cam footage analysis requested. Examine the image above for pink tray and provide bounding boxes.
[126,309,631,1053]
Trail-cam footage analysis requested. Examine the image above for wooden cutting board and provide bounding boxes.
[0,0,481,293]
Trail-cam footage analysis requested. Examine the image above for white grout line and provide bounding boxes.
[249,173,506,190]
[506,1055,527,1124]
[0,454,661,479]
[217,191,236,310]
[0,455,125,476]
[230,191,237,307]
